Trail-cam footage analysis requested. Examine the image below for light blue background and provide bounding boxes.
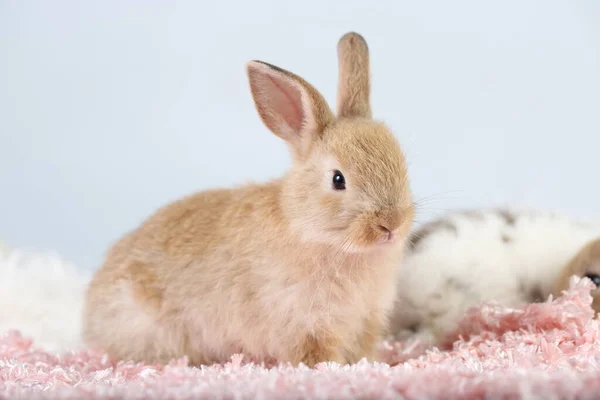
[1,0,599,269]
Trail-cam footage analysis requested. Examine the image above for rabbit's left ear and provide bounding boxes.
[336,32,372,119]
[247,61,334,160]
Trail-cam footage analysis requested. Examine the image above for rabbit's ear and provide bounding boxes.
[336,32,372,119]
[247,61,334,160]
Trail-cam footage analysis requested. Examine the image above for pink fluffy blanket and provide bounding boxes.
[2,277,600,399]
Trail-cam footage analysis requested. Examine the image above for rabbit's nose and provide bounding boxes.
[376,224,394,242]
[377,209,402,230]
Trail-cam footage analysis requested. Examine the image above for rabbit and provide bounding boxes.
[388,208,600,346]
[554,236,600,313]
[83,32,414,368]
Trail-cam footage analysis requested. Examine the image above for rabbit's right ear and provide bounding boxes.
[336,32,372,119]
[247,61,334,160]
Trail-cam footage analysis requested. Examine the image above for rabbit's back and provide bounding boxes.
[83,184,285,363]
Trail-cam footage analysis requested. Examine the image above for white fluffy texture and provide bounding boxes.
[391,209,600,344]
[0,247,91,352]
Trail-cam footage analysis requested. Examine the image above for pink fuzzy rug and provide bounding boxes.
[2,277,600,399]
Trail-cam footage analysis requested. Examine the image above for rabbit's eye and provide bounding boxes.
[332,170,346,190]
[584,273,600,287]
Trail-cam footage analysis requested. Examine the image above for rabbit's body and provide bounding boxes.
[389,209,600,345]
[84,33,414,367]
[85,183,406,365]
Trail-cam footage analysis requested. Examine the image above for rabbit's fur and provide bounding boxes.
[555,236,600,313]
[389,208,600,346]
[83,32,414,367]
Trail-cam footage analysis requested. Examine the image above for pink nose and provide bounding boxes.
[376,224,394,242]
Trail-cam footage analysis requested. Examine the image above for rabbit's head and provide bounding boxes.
[554,237,600,313]
[247,32,413,253]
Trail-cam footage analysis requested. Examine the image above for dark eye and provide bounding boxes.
[584,273,600,287]
[332,170,346,190]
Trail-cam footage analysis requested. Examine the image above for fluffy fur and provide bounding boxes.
[555,237,600,312]
[83,32,414,367]
[0,247,90,352]
[389,208,600,346]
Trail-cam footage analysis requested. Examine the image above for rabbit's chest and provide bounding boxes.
[267,257,395,330]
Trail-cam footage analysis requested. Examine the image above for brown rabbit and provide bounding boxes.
[554,237,600,313]
[83,32,414,367]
